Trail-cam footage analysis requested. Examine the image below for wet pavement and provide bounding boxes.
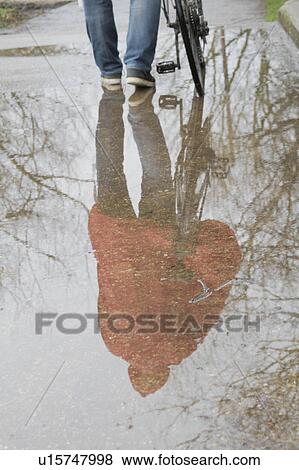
[0,0,298,450]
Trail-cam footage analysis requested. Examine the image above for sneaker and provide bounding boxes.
[127,68,155,88]
[128,88,155,107]
[101,75,122,91]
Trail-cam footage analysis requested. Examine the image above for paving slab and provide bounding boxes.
[279,0,299,47]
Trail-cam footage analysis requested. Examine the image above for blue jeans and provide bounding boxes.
[83,0,161,77]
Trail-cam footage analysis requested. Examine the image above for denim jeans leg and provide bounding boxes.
[96,91,135,217]
[128,104,175,222]
[83,0,123,76]
[124,0,161,73]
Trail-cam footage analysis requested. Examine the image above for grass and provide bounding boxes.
[0,2,70,28]
[0,2,50,28]
[0,3,30,28]
[0,6,19,28]
[266,0,287,21]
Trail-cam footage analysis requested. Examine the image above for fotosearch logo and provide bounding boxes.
[35,313,261,335]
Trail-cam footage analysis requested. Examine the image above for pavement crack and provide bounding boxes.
[24,360,66,427]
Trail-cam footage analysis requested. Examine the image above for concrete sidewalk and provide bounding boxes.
[279,0,299,47]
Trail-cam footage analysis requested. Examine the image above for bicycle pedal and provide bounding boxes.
[159,95,180,109]
[199,21,209,38]
[156,61,177,74]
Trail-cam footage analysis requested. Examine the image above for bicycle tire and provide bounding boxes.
[175,0,206,96]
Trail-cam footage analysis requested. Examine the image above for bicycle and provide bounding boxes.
[159,94,229,237]
[156,94,233,290]
[157,0,209,97]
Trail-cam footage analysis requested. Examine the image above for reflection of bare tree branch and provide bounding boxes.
[220,342,298,449]
[140,27,298,450]
[0,91,93,310]
[176,429,213,450]
[7,153,89,213]
[1,228,65,265]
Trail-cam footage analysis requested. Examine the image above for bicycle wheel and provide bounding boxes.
[175,0,208,96]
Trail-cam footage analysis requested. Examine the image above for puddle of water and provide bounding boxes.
[0,27,298,449]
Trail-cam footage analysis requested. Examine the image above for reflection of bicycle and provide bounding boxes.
[159,95,229,237]
[157,1,209,96]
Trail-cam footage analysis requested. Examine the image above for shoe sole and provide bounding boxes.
[101,84,123,92]
[101,78,122,92]
[128,89,155,107]
[101,78,122,86]
[127,77,155,88]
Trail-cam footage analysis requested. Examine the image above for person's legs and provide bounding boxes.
[83,0,122,77]
[125,0,161,75]
[128,92,175,222]
[96,90,135,218]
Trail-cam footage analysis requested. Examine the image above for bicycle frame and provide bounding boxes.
[159,94,214,237]
[159,0,181,72]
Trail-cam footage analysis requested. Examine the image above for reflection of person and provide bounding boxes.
[89,90,242,396]
[83,0,160,88]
